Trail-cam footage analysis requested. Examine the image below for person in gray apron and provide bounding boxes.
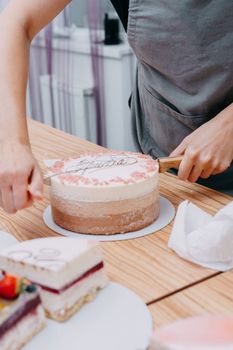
[127,0,233,196]
[0,0,232,215]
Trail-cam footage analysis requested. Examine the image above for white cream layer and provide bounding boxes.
[41,268,108,314]
[51,172,159,202]
[0,237,103,290]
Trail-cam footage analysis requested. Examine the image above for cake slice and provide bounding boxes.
[0,237,108,322]
[150,316,233,349]
[0,274,46,350]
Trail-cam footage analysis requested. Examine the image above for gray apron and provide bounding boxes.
[127,0,233,196]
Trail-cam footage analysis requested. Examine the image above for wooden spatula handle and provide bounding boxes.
[158,156,184,173]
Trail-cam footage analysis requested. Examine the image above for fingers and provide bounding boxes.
[1,187,16,214]
[0,169,42,213]
[0,141,43,214]
[186,153,212,182]
[28,166,43,200]
[12,182,29,211]
[0,164,43,214]
[177,151,195,181]
[178,149,212,182]
[200,167,215,179]
[177,150,230,183]
[0,177,31,213]
[188,164,205,183]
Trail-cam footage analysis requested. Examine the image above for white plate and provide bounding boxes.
[24,282,153,350]
[43,196,175,242]
[0,230,19,250]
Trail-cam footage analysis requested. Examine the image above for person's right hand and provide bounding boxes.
[0,140,43,214]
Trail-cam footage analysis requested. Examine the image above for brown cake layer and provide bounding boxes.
[51,190,160,235]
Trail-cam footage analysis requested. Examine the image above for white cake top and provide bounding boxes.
[49,152,158,185]
[0,237,96,272]
[49,152,159,201]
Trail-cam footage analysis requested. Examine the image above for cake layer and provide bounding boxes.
[0,237,104,290]
[0,304,45,350]
[49,152,159,202]
[0,288,42,330]
[38,261,104,294]
[41,268,108,321]
[0,294,41,337]
[52,192,160,234]
[51,188,159,217]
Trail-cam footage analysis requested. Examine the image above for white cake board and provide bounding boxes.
[43,196,175,242]
[24,282,153,350]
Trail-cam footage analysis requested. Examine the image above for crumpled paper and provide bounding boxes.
[168,200,233,271]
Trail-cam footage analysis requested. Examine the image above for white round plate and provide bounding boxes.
[24,282,153,350]
[0,230,18,250]
[43,196,175,242]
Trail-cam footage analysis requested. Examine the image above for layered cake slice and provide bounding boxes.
[150,316,233,349]
[0,273,46,350]
[0,237,108,322]
[48,151,160,235]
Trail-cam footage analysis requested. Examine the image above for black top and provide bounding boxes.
[110,0,129,31]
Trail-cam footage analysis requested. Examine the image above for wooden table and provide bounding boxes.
[149,271,233,327]
[0,119,232,325]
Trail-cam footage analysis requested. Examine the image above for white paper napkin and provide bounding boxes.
[168,200,233,271]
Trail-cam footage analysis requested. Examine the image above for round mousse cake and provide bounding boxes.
[49,151,160,235]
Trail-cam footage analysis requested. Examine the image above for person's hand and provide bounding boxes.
[0,140,43,214]
[170,104,233,183]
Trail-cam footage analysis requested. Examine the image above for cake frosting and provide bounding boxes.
[49,151,159,201]
[0,237,108,322]
[48,151,160,235]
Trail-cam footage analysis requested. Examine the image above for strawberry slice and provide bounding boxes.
[0,273,22,299]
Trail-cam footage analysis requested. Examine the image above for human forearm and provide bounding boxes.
[0,0,70,214]
[0,0,71,143]
[0,21,41,214]
[0,15,30,143]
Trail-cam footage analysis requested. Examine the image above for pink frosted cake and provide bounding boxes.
[48,151,160,235]
[0,237,108,322]
[150,316,233,349]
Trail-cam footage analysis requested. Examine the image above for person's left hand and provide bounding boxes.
[170,104,233,183]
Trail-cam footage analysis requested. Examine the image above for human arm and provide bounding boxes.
[0,0,70,213]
